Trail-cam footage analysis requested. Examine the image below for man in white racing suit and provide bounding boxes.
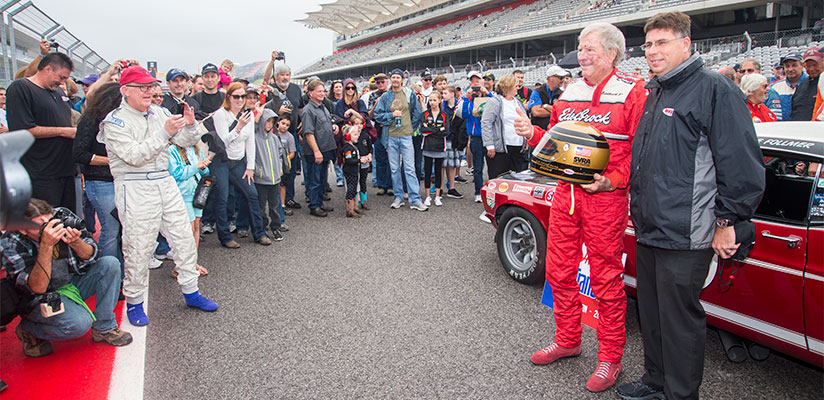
[100,66,218,326]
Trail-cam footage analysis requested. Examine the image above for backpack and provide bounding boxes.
[1,276,31,325]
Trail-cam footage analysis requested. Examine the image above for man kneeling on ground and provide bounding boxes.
[0,199,132,357]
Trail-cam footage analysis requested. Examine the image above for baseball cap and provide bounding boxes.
[483,73,496,81]
[467,70,482,79]
[780,53,803,65]
[201,63,219,75]
[246,86,258,94]
[422,72,432,79]
[373,73,388,81]
[546,65,570,77]
[802,46,823,62]
[120,66,159,86]
[77,74,98,85]
[389,68,404,78]
[166,68,187,82]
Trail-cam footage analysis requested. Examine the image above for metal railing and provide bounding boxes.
[0,0,108,85]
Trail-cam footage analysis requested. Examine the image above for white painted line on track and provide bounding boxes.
[108,296,147,400]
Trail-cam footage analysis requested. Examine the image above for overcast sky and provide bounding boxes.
[33,0,335,75]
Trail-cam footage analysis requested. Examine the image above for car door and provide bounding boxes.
[701,154,809,355]
[804,163,824,364]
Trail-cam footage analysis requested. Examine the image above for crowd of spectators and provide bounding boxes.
[0,20,820,392]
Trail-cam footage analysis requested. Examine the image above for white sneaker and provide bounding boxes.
[434,196,443,206]
[410,201,429,211]
[148,257,163,270]
[390,199,405,209]
[423,196,432,206]
[474,194,482,203]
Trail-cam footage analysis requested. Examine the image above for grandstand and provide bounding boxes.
[295,0,822,88]
[0,0,108,86]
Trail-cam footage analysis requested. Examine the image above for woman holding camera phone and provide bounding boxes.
[210,82,271,248]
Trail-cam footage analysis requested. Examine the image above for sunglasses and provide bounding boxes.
[230,94,245,100]
[345,86,356,91]
[742,68,756,73]
[422,78,432,81]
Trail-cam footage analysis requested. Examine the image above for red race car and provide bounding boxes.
[481,121,824,367]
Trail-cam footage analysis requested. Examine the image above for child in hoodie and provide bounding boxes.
[254,108,286,241]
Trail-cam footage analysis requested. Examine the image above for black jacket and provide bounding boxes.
[630,55,765,250]
[73,115,113,182]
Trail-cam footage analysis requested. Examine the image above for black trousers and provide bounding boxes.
[485,145,527,180]
[423,156,443,190]
[358,167,368,195]
[31,176,76,212]
[635,243,714,400]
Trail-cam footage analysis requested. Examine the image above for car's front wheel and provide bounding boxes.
[496,207,546,284]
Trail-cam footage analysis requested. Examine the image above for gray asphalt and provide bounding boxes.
[142,174,823,399]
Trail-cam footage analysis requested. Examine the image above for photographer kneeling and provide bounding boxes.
[0,199,132,357]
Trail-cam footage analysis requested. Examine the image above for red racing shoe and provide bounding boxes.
[586,361,622,392]
[529,342,581,365]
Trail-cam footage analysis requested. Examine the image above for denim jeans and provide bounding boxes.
[82,190,96,233]
[334,163,345,185]
[84,180,123,274]
[20,256,121,340]
[211,157,266,244]
[373,139,392,189]
[387,136,421,204]
[469,136,486,195]
[305,150,334,210]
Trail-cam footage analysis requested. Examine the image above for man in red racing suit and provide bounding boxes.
[518,62,646,391]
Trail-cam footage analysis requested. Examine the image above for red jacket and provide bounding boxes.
[527,69,647,190]
[748,100,777,123]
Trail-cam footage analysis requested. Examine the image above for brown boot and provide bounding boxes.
[354,200,363,215]
[360,201,369,210]
[346,200,360,218]
[16,325,53,357]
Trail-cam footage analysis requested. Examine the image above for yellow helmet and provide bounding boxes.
[529,121,610,184]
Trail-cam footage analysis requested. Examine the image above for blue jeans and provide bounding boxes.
[470,136,486,195]
[334,163,345,185]
[305,150,334,210]
[373,139,392,189]
[211,157,266,244]
[387,136,421,204]
[82,190,96,233]
[84,180,123,274]
[20,256,121,340]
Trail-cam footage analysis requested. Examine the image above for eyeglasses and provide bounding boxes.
[125,84,154,93]
[742,68,756,74]
[230,94,245,100]
[345,86,356,91]
[641,37,685,51]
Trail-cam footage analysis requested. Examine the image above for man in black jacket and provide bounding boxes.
[618,12,765,400]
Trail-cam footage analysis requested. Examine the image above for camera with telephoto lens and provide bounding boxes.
[50,208,85,230]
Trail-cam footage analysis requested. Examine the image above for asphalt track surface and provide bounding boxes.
[142,172,823,399]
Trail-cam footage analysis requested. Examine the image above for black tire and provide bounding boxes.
[495,207,546,284]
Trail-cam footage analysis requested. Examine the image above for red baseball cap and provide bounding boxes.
[803,46,823,63]
[120,66,159,86]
